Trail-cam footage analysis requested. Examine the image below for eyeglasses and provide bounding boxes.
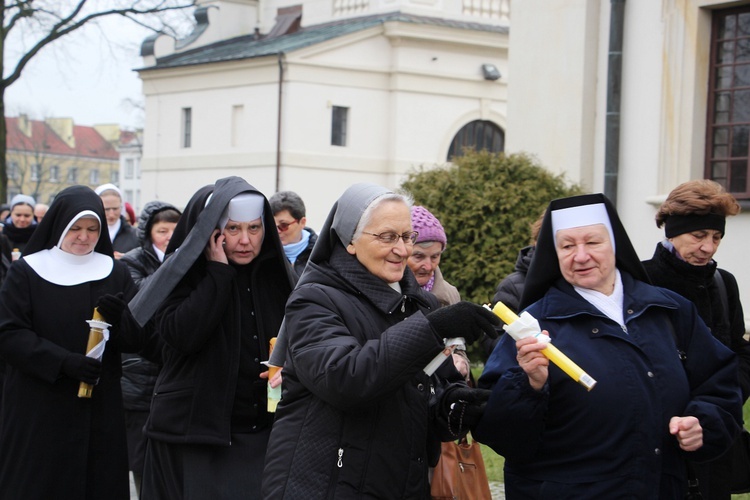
[363,231,419,245]
[276,219,299,232]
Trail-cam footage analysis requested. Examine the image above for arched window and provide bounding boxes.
[447,120,505,160]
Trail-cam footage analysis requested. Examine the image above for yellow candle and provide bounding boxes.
[266,337,281,412]
[78,308,107,398]
[493,301,519,325]
[491,302,597,391]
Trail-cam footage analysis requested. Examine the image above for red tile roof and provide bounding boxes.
[6,116,119,160]
[118,129,141,147]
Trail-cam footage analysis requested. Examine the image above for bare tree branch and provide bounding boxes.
[3,3,39,37]
[4,1,194,88]
[1,0,195,201]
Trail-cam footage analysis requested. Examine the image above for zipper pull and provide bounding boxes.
[401,296,406,313]
[337,448,344,468]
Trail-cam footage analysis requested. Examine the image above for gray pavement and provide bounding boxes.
[130,473,505,499]
[489,480,506,499]
[129,473,138,500]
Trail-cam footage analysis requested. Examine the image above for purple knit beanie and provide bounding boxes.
[411,206,447,249]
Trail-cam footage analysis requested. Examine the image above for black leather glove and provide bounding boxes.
[442,386,492,436]
[426,302,500,344]
[96,293,126,326]
[61,353,102,384]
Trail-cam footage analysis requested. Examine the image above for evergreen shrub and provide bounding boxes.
[401,150,582,360]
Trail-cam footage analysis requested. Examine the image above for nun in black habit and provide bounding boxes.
[474,193,742,499]
[0,185,147,500]
[131,177,295,499]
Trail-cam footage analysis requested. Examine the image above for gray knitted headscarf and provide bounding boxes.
[309,183,392,265]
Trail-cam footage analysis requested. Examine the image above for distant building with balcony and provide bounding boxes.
[137,0,510,225]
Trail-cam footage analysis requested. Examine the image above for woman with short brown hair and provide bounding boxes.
[643,179,749,499]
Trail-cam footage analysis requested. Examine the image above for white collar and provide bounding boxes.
[24,247,113,286]
[108,218,122,242]
[153,243,166,263]
[574,269,625,328]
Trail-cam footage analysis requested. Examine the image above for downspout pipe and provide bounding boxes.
[605,0,626,207]
[276,52,285,193]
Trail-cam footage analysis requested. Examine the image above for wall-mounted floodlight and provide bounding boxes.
[482,64,501,81]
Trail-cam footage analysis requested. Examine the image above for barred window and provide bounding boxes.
[331,106,348,147]
[706,6,750,198]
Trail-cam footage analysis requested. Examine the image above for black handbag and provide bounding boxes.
[730,428,750,493]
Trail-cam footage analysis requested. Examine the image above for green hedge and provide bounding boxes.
[401,151,582,361]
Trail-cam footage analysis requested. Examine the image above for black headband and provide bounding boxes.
[664,213,726,238]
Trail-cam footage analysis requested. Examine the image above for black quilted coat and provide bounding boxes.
[119,201,180,410]
[262,245,457,499]
[291,227,318,278]
[643,242,750,399]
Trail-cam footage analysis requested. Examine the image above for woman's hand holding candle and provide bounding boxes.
[77,308,111,398]
[515,335,550,391]
[489,302,597,391]
[62,353,102,384]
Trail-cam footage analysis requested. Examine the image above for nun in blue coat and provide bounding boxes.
[474,193,742,500]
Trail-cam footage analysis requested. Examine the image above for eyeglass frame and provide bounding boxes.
[362,230,419,245]
[276,219,299,232]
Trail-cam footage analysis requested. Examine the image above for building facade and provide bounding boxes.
[6,115,120,204]
[117,129,144,213]
[137,0,509,225]
[507,0,750,330]
[137,0,750,329]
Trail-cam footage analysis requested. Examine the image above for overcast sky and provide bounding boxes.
[5,15,156,130]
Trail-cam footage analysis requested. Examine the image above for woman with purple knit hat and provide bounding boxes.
[408,206,460,307]
[408,206,475,383]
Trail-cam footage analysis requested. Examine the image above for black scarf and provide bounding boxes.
[644,242,729,345]
[2,218,37,247]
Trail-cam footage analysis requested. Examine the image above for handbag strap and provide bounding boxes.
[713,271,730,327]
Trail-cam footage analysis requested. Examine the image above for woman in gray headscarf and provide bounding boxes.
[262,183,499,499]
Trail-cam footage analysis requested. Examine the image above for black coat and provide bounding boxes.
[0,259,142,499]
[2,217,37,256]
[0,233,12,286]
[643,242,750,400]
[120,245,162,410]
[262,245,456,499]
[112,216,139,255]
[119,201,182,410]
[145,253,290,444]
[291,227,318,277]
[491,245,534,312]
[484,245,535,355]
[121,245,161,289]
